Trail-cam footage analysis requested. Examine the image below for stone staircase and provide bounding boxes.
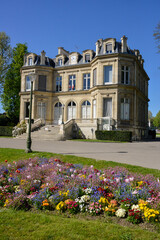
[16,125,64,141]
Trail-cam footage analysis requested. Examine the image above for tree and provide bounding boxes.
[153,111,160,129]
[0,32,12,91]
[1,43,28,123]
[153,22,160,53]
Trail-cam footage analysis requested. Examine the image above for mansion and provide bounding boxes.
[20,36,149,139]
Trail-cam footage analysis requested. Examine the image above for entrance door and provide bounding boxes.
[103,98,112,117]
[67,101,76,120]
[37,102,46,120]
[54,102,62,125]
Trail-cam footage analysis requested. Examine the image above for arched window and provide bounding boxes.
[82,101,91,119]
[54,102,62,124]
[68,101,76,120]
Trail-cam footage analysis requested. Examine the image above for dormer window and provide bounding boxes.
[85,54,90,62]
[28,57,33,66]
[106,44,112,54]
[58,58,62,66]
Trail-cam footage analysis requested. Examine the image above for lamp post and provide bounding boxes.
[26,73,36,153]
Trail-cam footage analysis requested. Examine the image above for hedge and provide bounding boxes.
[95,130,132,142]
[0,126,13,136]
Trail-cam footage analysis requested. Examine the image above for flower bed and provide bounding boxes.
[0,157,160,224]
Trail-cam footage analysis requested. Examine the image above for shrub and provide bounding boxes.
[0,126,13,136]
[95,130,132,142]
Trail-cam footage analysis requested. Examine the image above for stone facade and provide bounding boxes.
[20,36,149,139]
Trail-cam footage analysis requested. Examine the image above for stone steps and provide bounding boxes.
[16,125,63,140]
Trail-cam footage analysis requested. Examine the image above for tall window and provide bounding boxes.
[93,99,96,118]
[104,66,112,84]
[106,44,112,54]
[103,98,112,117]
[38,75,46,91]
[28,57,33,65]
[121,66,130,84]
[69,75,76,91]
[82,101,91,119]
[37,102,46,120]
[26,76,31,91]
[58,58,62,66]
[56,76,62,92]
[121,98,130,120]
[93,68,97,86]
[83,73,90,90]
[68,101,76,120]
[85,54,90,62]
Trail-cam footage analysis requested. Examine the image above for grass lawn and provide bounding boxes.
[0,148,160,240]
[0,209,160,240]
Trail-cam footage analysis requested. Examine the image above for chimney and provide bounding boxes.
[121,35,128,53]
[95,39,102,56]
[40,50,46,65]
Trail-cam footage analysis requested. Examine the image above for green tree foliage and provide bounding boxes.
[153,111,160,128]
[1,43,28,124]
[153,22,160,53]
[0,32,12,91]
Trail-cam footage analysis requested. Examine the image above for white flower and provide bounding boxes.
[132,190,138,195]
[129,177,134,181]
[131,204,140,211]
[115,208,126,218]
[84,188,92,194]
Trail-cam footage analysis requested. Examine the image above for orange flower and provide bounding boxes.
[5,160,8,162]
[16,170,20,173]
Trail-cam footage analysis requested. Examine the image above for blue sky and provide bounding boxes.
[0,0,160,116]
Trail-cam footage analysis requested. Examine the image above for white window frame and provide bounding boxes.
[121,66,130,84]
[69,75,76,91]
[83,73,90,90]
[104,65,112,84]
[26,76,31,91]
[28,57,33,66]
[58,58,62,66]
[56,76,62,92]
[81,101,91,119]
[121,98,130,120]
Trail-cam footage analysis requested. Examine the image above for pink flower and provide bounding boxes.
[125,178,130,183]
[89,174,93,179]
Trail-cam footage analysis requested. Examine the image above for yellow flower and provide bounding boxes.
[99,197,108,205]
[56,201,66,211]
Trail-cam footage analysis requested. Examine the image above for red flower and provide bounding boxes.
[5,160,8,162]
[16,170,20,173]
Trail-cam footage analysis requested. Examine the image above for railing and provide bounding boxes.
[31,118,45,131]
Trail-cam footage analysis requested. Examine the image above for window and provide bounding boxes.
[26,76,31,91]
[93,68,97,86]
[58,58,62,66]
[38,75,46,91]
[28,57,33,65]
[83,73,90,90]
[103,98,112,117]
[54,102,62,125]
[121,66,130,84]
[85,54,90,62]
[68,101,76,120]
[121,98,130,120]
[82,101,91,119]
[106,44,112,54]
[104,66,112,84]
[93,99,96,118]
[37,102,46,120]
[25,102,30,117]
[56,76,62,92]
[69,75,76,91]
